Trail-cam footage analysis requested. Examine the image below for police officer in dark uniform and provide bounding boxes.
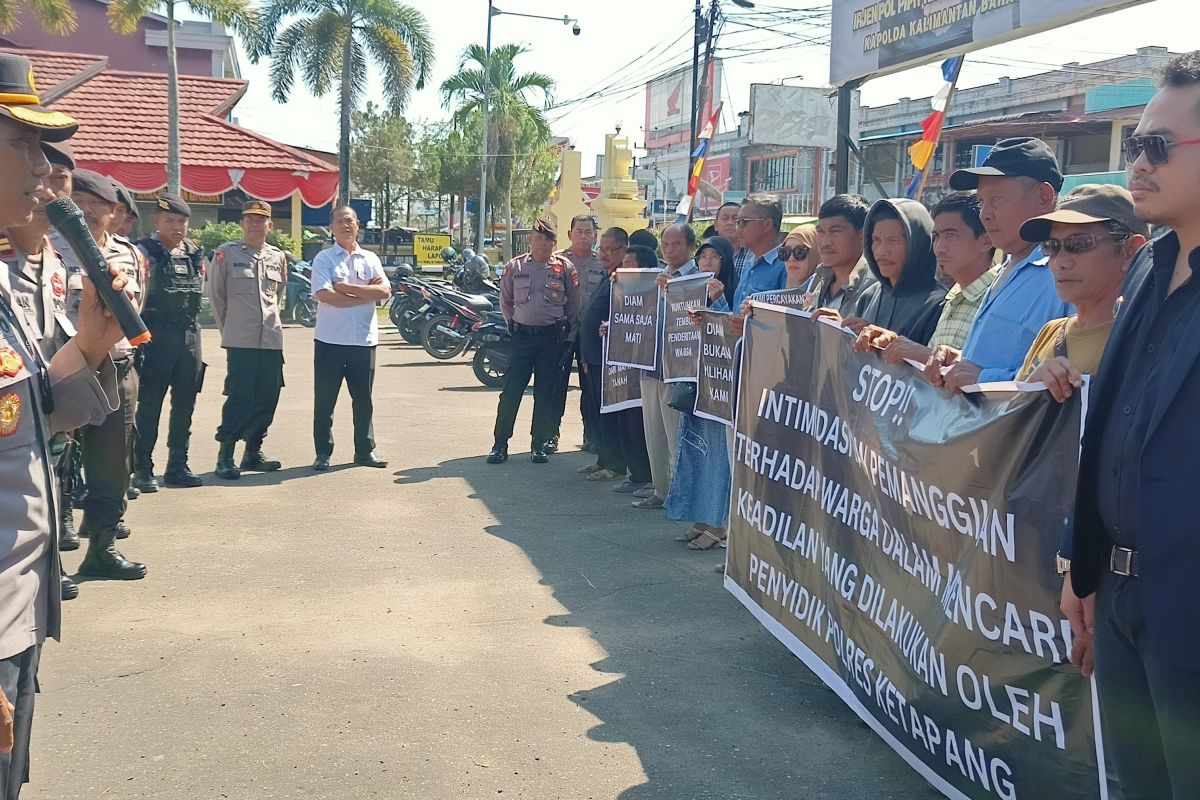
[131,194,204,490]
[111,184,138,240]
[58,169,147,580]
[487,218,581,464]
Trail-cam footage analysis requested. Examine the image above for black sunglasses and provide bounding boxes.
[1122,134,1200,167]
[1042,233,1127,257]
[780,245,810,261]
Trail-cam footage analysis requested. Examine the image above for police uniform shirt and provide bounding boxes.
[499,253,582,327]
[0,295,118,660]
[0,234,73,361]
[53,231,143,360]
[208,240,286,350]
[311,243,387,347]
[558,248,606,302]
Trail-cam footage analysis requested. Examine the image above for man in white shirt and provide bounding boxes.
[310,205,391,471]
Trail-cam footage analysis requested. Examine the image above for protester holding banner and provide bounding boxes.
[665,237,736,549]
[578,227,631,482]
[729,195,787,311]
[783,224,819,288]
[843,199,946,344]
[715,201,752,281]
[604,245,655,495]
[804,195,875,312]
[1015,185,1147,393]
[926,137,1070,391]
[633,224,698,509]
[852,191,998,364]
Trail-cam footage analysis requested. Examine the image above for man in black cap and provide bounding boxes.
[924,136,1071,392]
[111,184,138,240]
[487,217,581,464]
[209,200,288,478]
[131,193,205,490]
[61,168,148,580]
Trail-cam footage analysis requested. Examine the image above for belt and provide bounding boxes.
[512,322,557,336]
[1110,546,1139,577]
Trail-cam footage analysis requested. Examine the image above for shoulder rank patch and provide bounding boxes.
[0,391,20,436]
[50,271,64,298]
[0,347,22,378]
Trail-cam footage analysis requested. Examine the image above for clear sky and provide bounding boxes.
[226,0,1198,176]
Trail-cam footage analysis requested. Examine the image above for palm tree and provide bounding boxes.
[440,43,553,260]
[109,0,257,195]
[0,0,76,35]
[251,0,433,205]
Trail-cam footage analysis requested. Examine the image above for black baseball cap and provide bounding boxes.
[949,137,1064,192]
[71,168,118,203]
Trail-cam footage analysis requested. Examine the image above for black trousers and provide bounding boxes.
[134,324,202,471]
[616,405,653,485]
[1094,570,1200,799]
[583,362,625,474]
[548,343,572,439]
[216,348,284,447]
[0,645,39,800]
[493,331,560,446]
[82,360,136,529]
[579,352,600,446]
[313,341,376,458]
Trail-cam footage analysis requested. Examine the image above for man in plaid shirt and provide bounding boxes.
[853,191,997,364]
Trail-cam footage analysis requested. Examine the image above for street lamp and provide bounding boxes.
[477,2,581,255]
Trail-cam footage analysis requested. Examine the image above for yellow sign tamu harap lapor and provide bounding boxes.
[414,233,452,266]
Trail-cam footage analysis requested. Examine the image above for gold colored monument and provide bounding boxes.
[590,132,648,236]
[549,147,590,251]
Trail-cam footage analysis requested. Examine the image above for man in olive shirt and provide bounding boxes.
[488,218,581,464]
[208,200,288,479]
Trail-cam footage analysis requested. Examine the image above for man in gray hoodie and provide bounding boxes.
[850,198,947,345]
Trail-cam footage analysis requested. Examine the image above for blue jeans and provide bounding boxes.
[1094,570,1200,799]
[665,412,731,529]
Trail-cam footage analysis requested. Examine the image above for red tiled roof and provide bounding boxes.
[20,49,107,98]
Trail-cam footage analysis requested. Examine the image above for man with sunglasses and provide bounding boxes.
[925,137,1071,392]
[1066,51,1200,799]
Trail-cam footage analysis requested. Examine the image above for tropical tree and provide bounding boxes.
[350,101,415,243]
[251,0,434,206]
[108,0,257,194]
[440,43,553,259]
[0,0,76,35]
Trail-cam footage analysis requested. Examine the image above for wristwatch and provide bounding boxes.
[1055,552,1071,576]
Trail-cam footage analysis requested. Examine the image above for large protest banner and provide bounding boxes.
[601,338,643,413]
[830,0,1150,85]
[662,273,710,383]
[607,269,661,369]
[726,303,1103,800]
[694,309,737,425]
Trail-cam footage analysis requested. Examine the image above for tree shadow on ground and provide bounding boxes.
[392,451,938,800]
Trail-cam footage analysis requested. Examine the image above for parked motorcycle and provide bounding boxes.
[420,289,496,360]
[471,314,511,388]
[282,263,317,327]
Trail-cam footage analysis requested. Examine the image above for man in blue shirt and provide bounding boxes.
[731,194,787,310]
[925,137,1072,392]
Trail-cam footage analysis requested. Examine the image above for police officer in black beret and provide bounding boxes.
[131,193,205,491]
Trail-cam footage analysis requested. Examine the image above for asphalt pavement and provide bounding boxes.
[32,325,937,800]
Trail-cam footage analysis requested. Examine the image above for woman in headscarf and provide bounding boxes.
[782,224,818,288]
[664,236,737,549]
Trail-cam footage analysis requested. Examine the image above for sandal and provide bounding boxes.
[688,529,727,550]
[674,523,708,543]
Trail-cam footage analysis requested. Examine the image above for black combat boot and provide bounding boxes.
[131,468,159,493]
[60,572,78,601]
[76,525,147,580]
[240,439,281,472]
[59,501,80,552]
[215,441,241,480]
[164,448,203,487]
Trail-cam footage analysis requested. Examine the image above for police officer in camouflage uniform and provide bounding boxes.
[208,200,287,479]
[487,218,581,464]
[58,169,147,580]
[131,194,205,490]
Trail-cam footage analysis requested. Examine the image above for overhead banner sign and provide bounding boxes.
[644,60,724,150]
[748,84,838,150]
[607,269,661,370]
[662,274,710,383]
[694,309,737,426]
[830,0,1150,85]
[601,339,643,413]
[726,303,1103,800]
